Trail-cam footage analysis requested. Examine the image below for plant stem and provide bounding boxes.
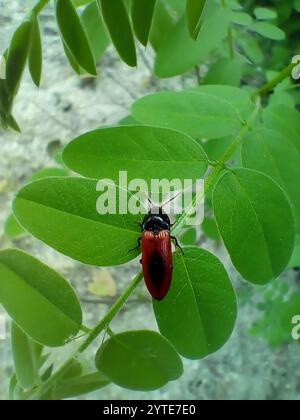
[252,62,296,99]
[172,97,261,237]
[80,325,91,333]
[32,0,50,15]
[28,272,143,399]
[78,272,143,353]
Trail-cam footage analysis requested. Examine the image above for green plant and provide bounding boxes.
[1,0,300,400]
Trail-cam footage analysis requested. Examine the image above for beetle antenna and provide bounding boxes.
[161,189,183,209]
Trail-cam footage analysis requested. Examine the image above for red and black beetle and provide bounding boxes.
[137,207,181,301]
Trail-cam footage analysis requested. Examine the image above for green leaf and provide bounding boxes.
[263,105,300,155]
[203,56,245,87]
[289,236,300,268]
[189,85,255,122]
[254,7,277,20]
[131,0,156,46]
[149,0,174,51]
[154,3,230,78]
[54,372,109,399]
[73,0,92,6]
[5,20,32,96]
[202,217,220,240]
[8,374,18,400]
[81,1,110,63]
[5,167,68,240]
[242,128,300,232]
[95,330,183,391]
[186,0,207,40]
[62,41,82,75]
[6,113,21,132]
[179,228,197,246]
[230,11,253,26]
[132,88,250,139]
[153,247,237,359]
[118,115,139,126]
[60,359,83,381]
[0,249,82,347]
[13,177,141,266]
[11,322,42,390]
[99,0,137,67]
[269,89,294,109]
[237,33,264,64]
[213,168,295,284]
[295,0,300,13]
[29,15,42,87]
[63,126,208,182]
[5,214,26,240]
[55,0,97,75]
[250,22,285,41]
[41,364,54,382]
[30,167,69,181]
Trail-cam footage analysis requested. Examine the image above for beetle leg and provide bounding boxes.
[171,236,184,254]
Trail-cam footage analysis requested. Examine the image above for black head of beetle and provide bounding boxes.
[142,207,171,234]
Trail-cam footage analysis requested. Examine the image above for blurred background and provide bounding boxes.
[0,0,300,400]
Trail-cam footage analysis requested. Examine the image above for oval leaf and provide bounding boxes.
[242,128,300,232]
[81,1,110,63]
[5,20,32,96]
[189,85,255,122]
[132,90,245,139]
[153,247,237,359]
[263,105,300,155]
[95,330,183,391]
[0,249,82,347]
[131,0,156,46]
[55,0,97,75]
[100,0,137,67]
[13,177,141,266]
[213,168,295,284]
[11,322,42,390]
[154,3,230,78]
[29,15,42,87]
[289,236,300,268]
[251,22,285,40]
[149,0,174,51]
[63,126,208,181]
[54,373,109,400]
[5,214,26,240]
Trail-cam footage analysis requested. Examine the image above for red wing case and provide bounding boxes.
[141,230,173,301]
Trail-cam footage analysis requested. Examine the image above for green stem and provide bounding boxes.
[172,97,261,237]
[32,0,50,15]
[28,272,143,400]
[252,62,296,99]
[80,325,91,334]
[78,272,143,353]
